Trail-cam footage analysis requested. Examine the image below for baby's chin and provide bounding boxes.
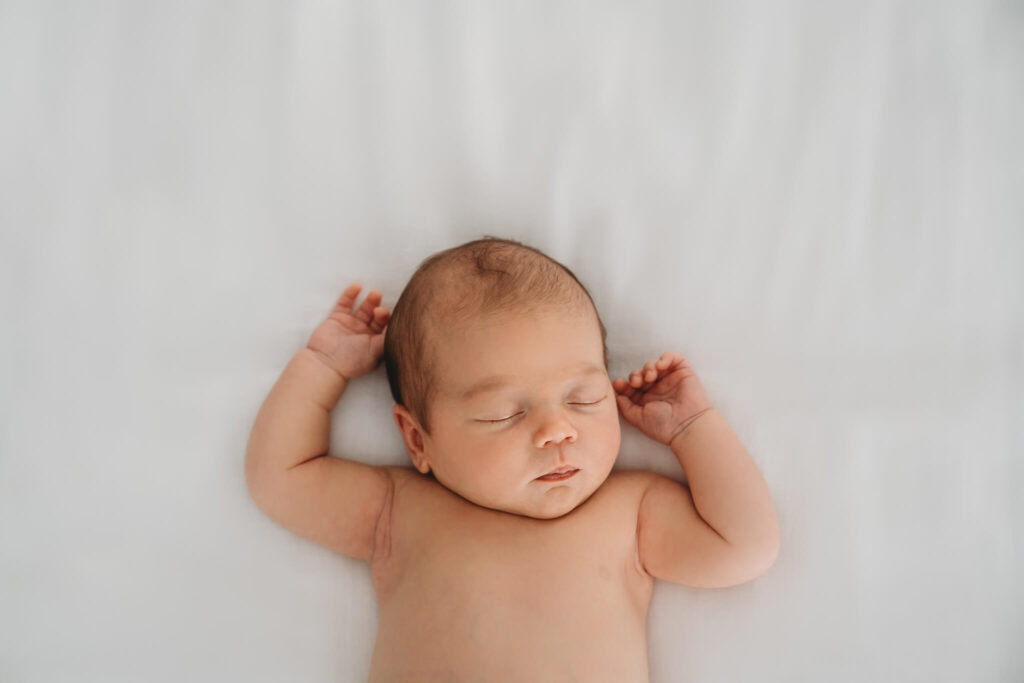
[524,503,582,520]
[461,491,584,520]
[515,482,604,520]
[449,470,610,519]
[529,470,618,518]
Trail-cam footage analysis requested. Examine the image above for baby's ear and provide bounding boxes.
[392,405,430,474]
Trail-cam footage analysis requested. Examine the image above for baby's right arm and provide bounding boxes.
[244,284,394,562]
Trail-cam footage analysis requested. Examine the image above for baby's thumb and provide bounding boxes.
[615,393,639,423]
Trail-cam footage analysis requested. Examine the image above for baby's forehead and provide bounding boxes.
[439,359,605,404]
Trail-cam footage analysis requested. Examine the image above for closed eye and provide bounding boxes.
[477,397,606,424]
[480,412,524,424]
[570,398,605,406]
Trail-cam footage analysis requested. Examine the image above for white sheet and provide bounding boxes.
[1,2,1021,681]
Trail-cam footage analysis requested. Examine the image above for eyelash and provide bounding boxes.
[480,397,606,424]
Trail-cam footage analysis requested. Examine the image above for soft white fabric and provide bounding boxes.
[1,2,1021,681]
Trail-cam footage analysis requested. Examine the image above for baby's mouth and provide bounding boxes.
[536,466,579,481]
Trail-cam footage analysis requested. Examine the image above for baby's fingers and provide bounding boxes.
[643,358,664,381]
[369,306,391,332]
[627,360,659,387]
[336,283,363,312]
[653,352,691,375]
[622,352,688,389]
[614,391,638,416]
[354,289,383,323]
[333,282,385,320]
[612,377,633,395]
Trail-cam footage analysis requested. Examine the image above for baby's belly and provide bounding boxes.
[367,574,649,683]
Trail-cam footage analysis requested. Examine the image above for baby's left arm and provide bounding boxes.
[613,353,780,587]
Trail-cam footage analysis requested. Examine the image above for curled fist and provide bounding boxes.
[305,283,391,380]
[612,352,714,446]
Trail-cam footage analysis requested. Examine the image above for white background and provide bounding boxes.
[1,1,1021,681]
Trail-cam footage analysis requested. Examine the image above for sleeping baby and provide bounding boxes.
[245,236,780,682]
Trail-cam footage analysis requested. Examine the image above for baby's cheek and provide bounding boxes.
[591,411,621,446]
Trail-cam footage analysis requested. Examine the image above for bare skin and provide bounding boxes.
[245,282,780,683]
[367,466,655,682]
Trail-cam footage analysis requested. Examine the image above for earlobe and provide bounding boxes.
[411,453,431,475]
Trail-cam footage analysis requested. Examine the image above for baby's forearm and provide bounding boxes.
[245,349,349,484]
[670,409,780,553]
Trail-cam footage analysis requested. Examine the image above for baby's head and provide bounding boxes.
[383,237,621,519]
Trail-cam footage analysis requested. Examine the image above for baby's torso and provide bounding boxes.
[366,468,655,683]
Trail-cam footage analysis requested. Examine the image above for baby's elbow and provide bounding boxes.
[750,534,781,578]
[735,531,780,583]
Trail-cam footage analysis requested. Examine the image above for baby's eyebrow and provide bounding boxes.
[458,363,605,402]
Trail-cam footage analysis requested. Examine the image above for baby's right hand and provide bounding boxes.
[305,283,391,380]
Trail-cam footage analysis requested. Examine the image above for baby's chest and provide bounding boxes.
[412,530,629,616]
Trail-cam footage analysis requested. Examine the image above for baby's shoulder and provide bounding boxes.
[381,464,422,490]
[598,468,693,520]
[603,468,663,499]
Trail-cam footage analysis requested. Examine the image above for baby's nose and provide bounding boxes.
[532,410,578,448]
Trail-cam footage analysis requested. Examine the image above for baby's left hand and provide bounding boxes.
[612,352,714,446]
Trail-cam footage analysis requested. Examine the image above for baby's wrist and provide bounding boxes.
[301,346,352,383]
[667,407,715,449]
